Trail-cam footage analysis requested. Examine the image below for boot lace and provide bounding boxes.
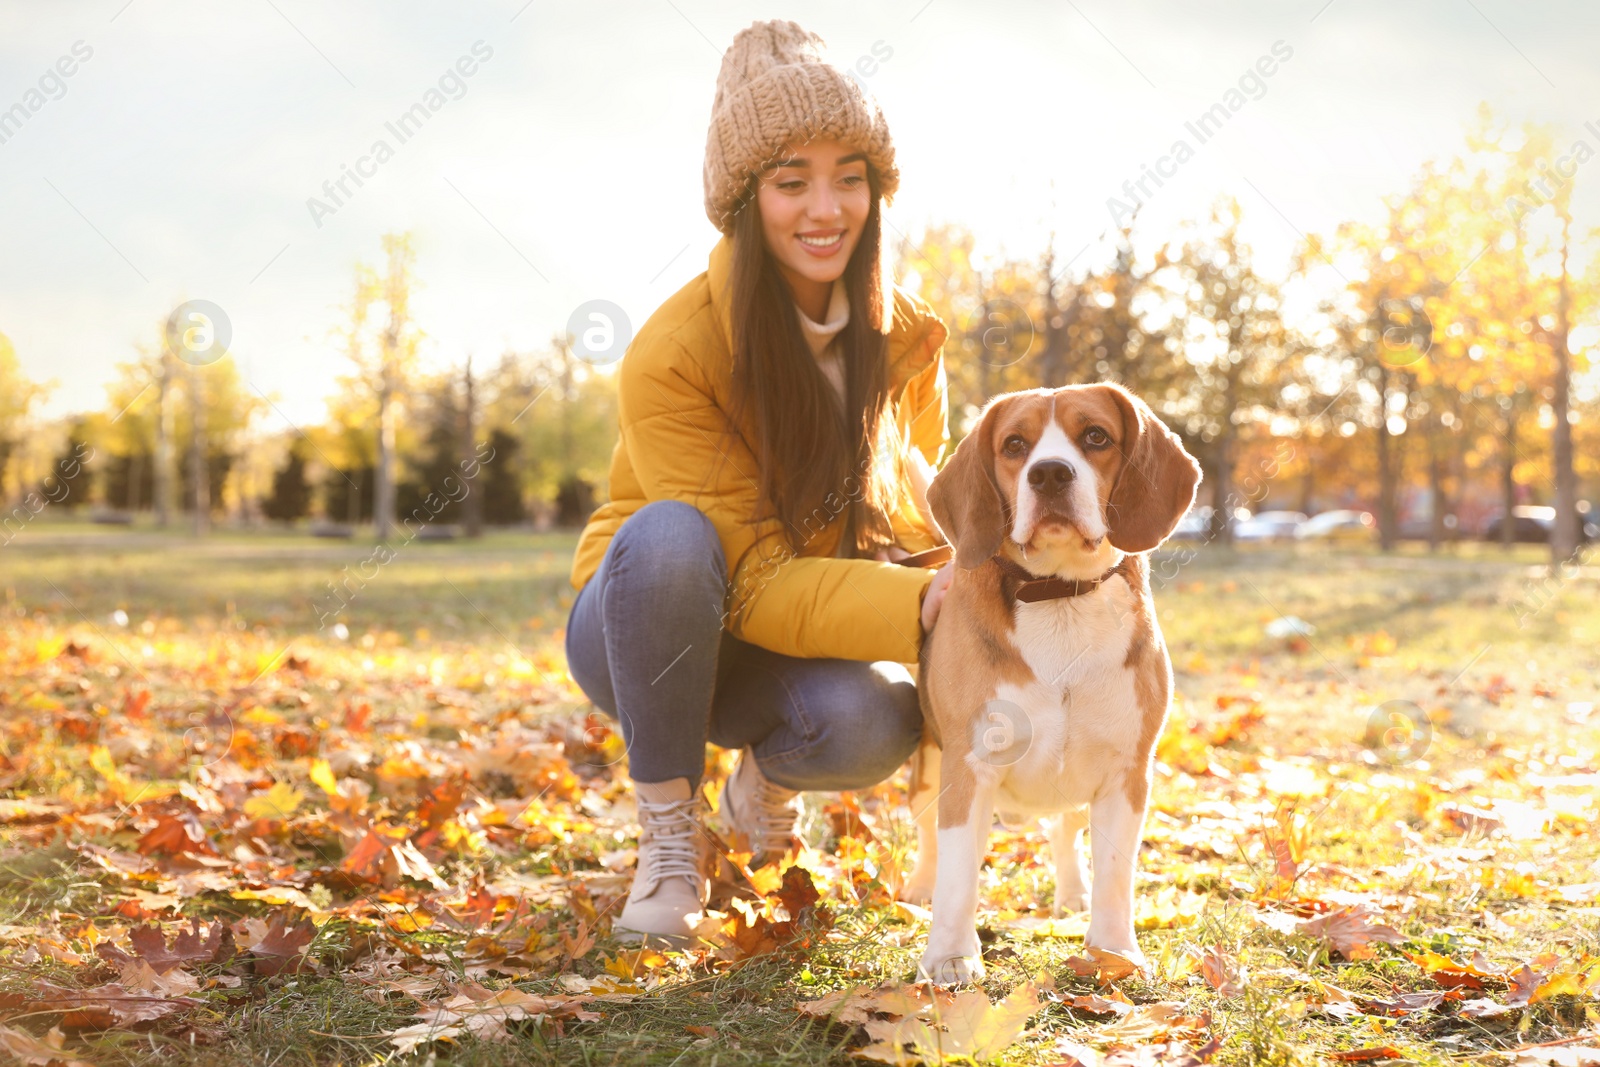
[637,796,706,890]
[743,769,801,856]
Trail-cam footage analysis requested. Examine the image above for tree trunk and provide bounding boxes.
[374,369,395,541]
[1210,434,1234,546]
[560,339,574,474]
[1375,364,1398,551]
[1500,408,1517,551]
[1212,362,1242,546]
[1427,421,1445,553]
[462,358,483,539]
[1550,212,1579,562]
[155,351,174,525]
[188,363,208,537]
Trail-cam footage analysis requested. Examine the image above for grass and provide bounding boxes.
[1,523,1598,1065]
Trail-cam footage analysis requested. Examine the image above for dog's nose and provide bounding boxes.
[1027,460,1076,496]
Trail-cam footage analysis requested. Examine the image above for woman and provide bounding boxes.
[563,18,956,943]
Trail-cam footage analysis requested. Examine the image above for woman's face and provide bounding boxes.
[753,137,870,304]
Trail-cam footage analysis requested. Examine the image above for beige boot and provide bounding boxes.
[718,747,802,868]
[615,778,711,946]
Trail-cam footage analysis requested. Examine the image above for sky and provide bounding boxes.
[2,0,1599,430]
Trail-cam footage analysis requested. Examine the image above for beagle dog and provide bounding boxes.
[901,383,1201,984]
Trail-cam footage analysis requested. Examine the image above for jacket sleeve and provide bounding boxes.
[895,348,950,541]
[618,331,937,664]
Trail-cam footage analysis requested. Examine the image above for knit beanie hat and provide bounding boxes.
[703,20,899,234]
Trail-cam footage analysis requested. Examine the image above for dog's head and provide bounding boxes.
[927,384,1202,569]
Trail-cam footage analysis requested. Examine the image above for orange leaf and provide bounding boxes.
[1330,1047,1404,1062]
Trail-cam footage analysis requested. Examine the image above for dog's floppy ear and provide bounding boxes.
[927,397,1007,569]
[1101,383,1202,553]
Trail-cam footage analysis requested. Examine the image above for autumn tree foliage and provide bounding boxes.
[900,104,1596,555]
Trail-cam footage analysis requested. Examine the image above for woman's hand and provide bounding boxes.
[920,561,955,636]
[873,545,912,563]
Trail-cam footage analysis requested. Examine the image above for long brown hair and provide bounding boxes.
[723,163,910,559]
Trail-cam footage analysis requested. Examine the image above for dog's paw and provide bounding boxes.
[917,950,986,986]
[898,876,935,907]
[1051,888,1088,916]
[1084,934,1148,970]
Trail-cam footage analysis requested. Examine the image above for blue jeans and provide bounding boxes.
[563,500,922,790]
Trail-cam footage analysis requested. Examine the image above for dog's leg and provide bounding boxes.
[1084,775,1148,966]
[918,757,995,985]
[1043,805,1090,915]
[898,739,940,906]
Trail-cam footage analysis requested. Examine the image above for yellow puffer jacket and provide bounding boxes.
[568,234,951,664]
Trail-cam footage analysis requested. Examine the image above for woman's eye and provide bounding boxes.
[841,174,865,186]
[1002,435,1026,455]
[776,180,805,192]
[1083,428,1110,449]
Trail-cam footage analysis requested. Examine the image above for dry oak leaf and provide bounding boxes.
[722,866,835,961]
[232,913,316,976]
[94,917,234,974]
[1061,990,1136,1017]
[1358,990,1451,1017]
[856,982,1041,1065]
[387,984,599,1052]
[1198,946,1246,997]
[1405,948,1500,990]
[0,1024,93,1067]
[1053,1038,1221,1066]
[134,812,218,859]
[1063,948,1144,985]
[30,980,198,1028]
[72,843,154,880]
[114,961,200,998]
[1294,906,1405,961]
[1306,980,1363,1020]
[1508,959,1600,1007]
[1097,1003,1211,1045]
[797,983,930,1025]
[1458,997,1518,1020]
[339,826,450,891]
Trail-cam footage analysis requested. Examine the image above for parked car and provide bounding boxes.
[1482,505,1599,544]
[1168,505,1214,542]
[1234,510,1307,541]
[1482,506,1556,544]
[1398,513,1462,542]
[1296,509,1376,542]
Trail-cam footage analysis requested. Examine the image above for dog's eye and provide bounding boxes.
[1083,427,1111,450]
[1002,435,1027,456]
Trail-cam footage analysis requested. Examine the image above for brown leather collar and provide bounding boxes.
[990,554,1122,604]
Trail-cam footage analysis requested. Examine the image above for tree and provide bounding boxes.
[480,428,525,525]
[461,358,483,538]
[91,338,261,521]
[479,344,616,518]
[396,371,464,527]
[339,233,422,540]
[0,332,51,504]
[47,420,93,510]
[263,441,311,522]
[1151,197,1290,544]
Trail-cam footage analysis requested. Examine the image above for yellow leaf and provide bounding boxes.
[89,744,127,787]
[308,759,339,796]
[243,782,305,822]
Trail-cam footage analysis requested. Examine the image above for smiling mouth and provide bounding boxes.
[796,232,844,250]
